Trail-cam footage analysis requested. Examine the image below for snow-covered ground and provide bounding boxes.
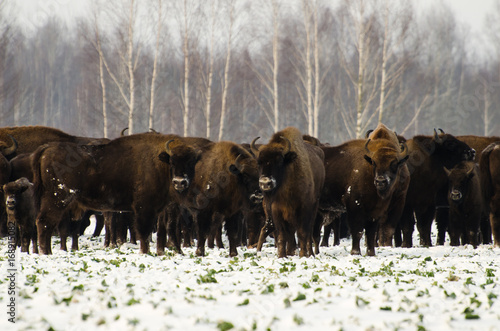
[1,221,499,331]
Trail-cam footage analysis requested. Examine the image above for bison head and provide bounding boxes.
[364,139,409,199]
[228,151,263,204]
[251,136,297,193]
[159,139,201,193]
[444,162,475,204]
[2,177,32,210]
[432,129,475,168]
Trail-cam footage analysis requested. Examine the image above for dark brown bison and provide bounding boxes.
[0,126,99,159]
[0,136,18,237]
[444,161,483,247]
[251,127,325,258]
[320,124,409,256]
[397,130,475,247]
[2,178,37,253]
[31,133,182,254]
[159,139,261,257]
[432,134,500,245]
[479,142,500,247]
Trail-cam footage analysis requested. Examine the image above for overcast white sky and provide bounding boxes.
[11,0,496,31]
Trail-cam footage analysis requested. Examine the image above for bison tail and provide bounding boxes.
[31,144,50,212]
[479,142,497,205]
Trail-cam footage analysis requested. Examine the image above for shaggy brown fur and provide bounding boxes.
[320,124,409,256]
[161,139,261,257]
[31,133,183,254]
[444,161,483,247]
[479,142,500,247]
[397,131,475,248]
[2,178,37,253]
[252,127,325,258]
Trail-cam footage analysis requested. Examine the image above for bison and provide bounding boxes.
[432,134,500,245]
[251,127,325,258]
[397,130,476,248]
[0,126,100,159]
[320,123,409,256]
[31,133,183,254]
[159,139,261,257]
[444,161,483,247]
[479,142,500,247]
[2,178,37,253]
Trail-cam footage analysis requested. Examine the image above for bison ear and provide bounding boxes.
[363,155,373,165]
[284,151,297,164]
[443,167,451,176]
[158,152,170,164]
[228,164,241,176]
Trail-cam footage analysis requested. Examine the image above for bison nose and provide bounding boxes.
[250,191,264,204]
[5,197,16,210]
[450,189,463,201]
[172,176,189,192]
[259,176,276,192]
[374,175,389,190]
[467,148,476,161]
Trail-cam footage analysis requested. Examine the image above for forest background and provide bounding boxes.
[0,0,499,144]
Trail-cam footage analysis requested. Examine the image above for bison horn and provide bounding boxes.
[165,139,175,156]
[434,128,443,143]
[250,137,260,155]
[281,136,292,155]
[3,135,18,156]
[234,154,244,171]
[150,128,159,134]
[121,127,129,136]
[438,128,445,134]
[365,129,373,139]
[365,139,372,154]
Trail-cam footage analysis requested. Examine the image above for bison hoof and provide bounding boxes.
[350,249,361,255]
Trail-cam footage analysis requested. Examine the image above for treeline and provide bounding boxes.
[0,0,499,144]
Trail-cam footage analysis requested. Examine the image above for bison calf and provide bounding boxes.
[2,177,38,253]
[444,161,483,247]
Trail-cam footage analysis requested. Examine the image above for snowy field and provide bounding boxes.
[1,221,499,331]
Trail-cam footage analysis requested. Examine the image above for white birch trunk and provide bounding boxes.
[149,0,162,131]
[218,0,234,141]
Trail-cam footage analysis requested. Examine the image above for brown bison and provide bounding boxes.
[31,133,182,254]
[2,178,37,253]
[251,127,325,258]
[159,139,261,257]
[444,161,483,247]
[397,130,475,247]
[320,124,409,256]
[0,126,100,159]
[432,134,500,245]
[479,142,500,247]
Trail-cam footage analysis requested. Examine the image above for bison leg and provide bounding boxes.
[415,206,435,247]
[156,214,167,256]
[32,228,38,254]
[194,213,211,257]
[365,220,378,257]
[320,222,332,247]
[399,205,415,248]
[134,211,156,254]
[36,214,56,255]
[93,213,105,237]
[256,218,275,251]
[489,197,500,247]
[225,214,240,257]
[480,214,492,244]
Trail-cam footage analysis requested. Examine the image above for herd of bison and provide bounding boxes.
[0,124,499,259]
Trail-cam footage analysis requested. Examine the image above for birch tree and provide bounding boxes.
[148,0,163,131]
[251,0,281,133]
[218,0,236,141]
